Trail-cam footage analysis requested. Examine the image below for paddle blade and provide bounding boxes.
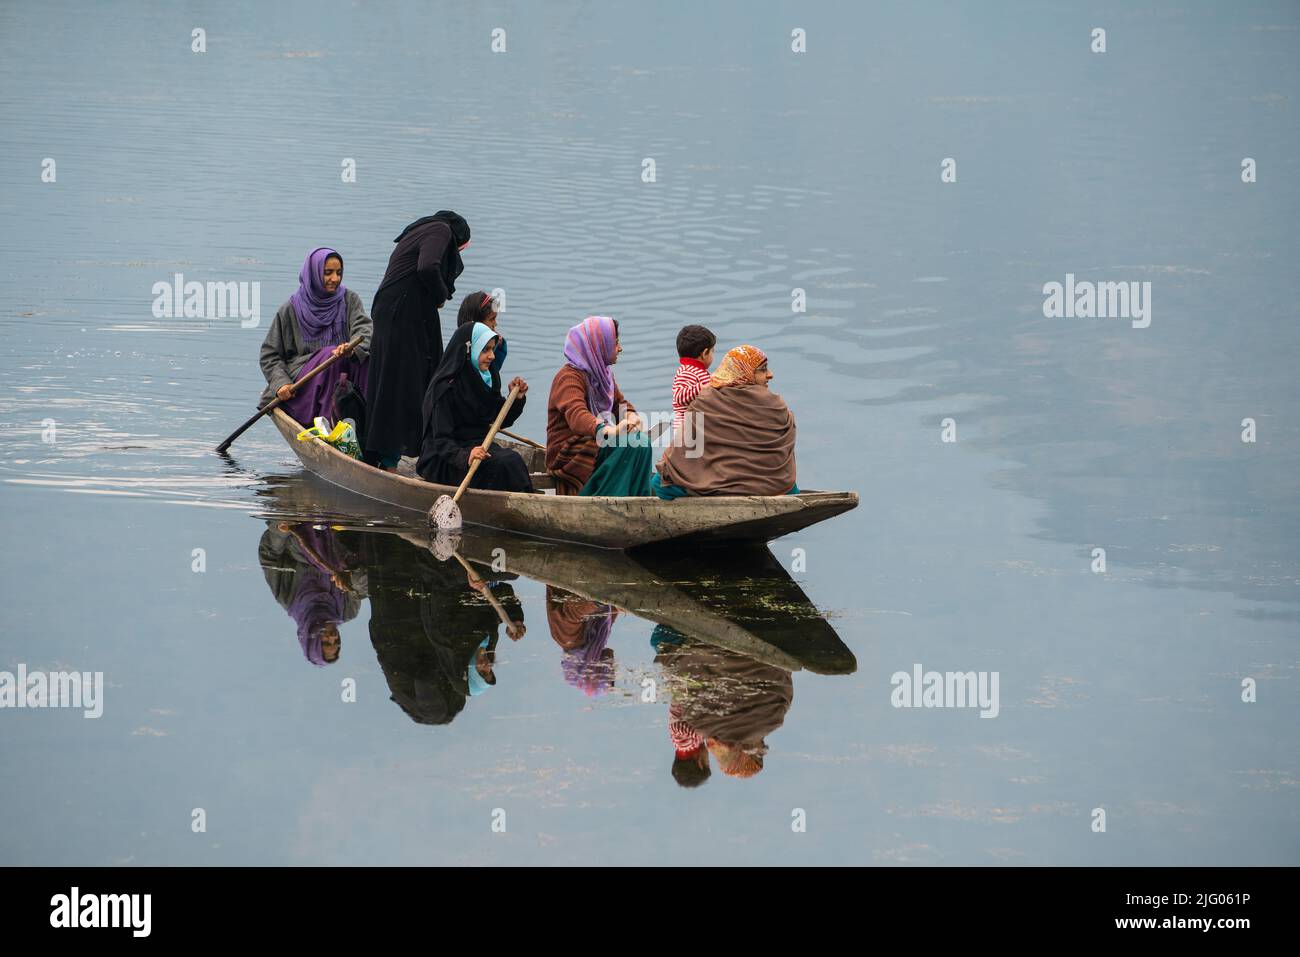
[431,495,462,530]
[431,529,463,561]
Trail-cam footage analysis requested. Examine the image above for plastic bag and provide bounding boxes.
[296,417,362,460]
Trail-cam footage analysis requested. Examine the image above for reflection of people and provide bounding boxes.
[652,623,793,781]
[363,532,523,725]
[545,586,617,696]
[258,522,368,666]
[668,703,711,787]
[650,625,711,787]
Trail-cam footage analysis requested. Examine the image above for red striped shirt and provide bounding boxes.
[672,361,712,434]
[669,704,705,755]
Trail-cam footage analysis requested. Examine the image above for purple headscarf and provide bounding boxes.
[561,605,617,697]
[285,525,349,666]
[288,571,346,666]
[562,316,618,421]
[290,247,348,348]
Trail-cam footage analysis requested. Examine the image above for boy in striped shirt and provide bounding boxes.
[671,324,716,442]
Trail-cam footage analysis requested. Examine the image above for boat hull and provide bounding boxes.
[271,409,857,550]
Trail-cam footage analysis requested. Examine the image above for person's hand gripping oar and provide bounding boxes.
[447,549,526,641]
[216,334,363,454]
[279,522,354,594]
[431,385,521,530]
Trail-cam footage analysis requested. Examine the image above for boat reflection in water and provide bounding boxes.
[254,473,856,778]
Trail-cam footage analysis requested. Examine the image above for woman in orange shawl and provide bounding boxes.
[652,345,799,498]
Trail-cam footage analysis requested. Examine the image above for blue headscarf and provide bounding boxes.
[468,322,497,388]
[467,636,493,696]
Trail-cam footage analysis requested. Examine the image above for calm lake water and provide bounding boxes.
[1,1,1297,865]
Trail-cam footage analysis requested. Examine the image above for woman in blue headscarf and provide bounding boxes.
[259,247,371,423]
[416,321,533,491]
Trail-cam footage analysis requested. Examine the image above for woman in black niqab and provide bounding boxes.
[362,210,471,469]
[415,321,532,491]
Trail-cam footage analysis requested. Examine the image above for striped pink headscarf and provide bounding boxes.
[562,316,618,421]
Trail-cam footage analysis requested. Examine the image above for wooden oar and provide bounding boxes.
[431,385,521,530]
[447,550,514,629]
[215,334,364,453]
[282,523,353,593]
[499,429,544,450]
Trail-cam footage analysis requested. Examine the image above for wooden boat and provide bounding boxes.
[270,408,857,550]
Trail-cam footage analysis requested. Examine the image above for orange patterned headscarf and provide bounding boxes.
[709,345,767,389]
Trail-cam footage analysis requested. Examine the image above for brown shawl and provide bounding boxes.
[545,586,603,651]
[660,641,794,757]
[657,383,796,496]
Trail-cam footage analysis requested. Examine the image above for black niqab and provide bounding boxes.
[376,210,470,300]
[395,210,470,246]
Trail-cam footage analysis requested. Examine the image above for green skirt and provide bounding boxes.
[579,442,654,497]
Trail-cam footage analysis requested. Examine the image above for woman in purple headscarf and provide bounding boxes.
[545,586,618,697]
[258,522,367,667]
[544,316,653,496]
[259,247,372,428]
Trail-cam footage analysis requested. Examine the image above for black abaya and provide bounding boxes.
[361,531,523,726]
[416,323,531,491]
[363,212,469,462]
